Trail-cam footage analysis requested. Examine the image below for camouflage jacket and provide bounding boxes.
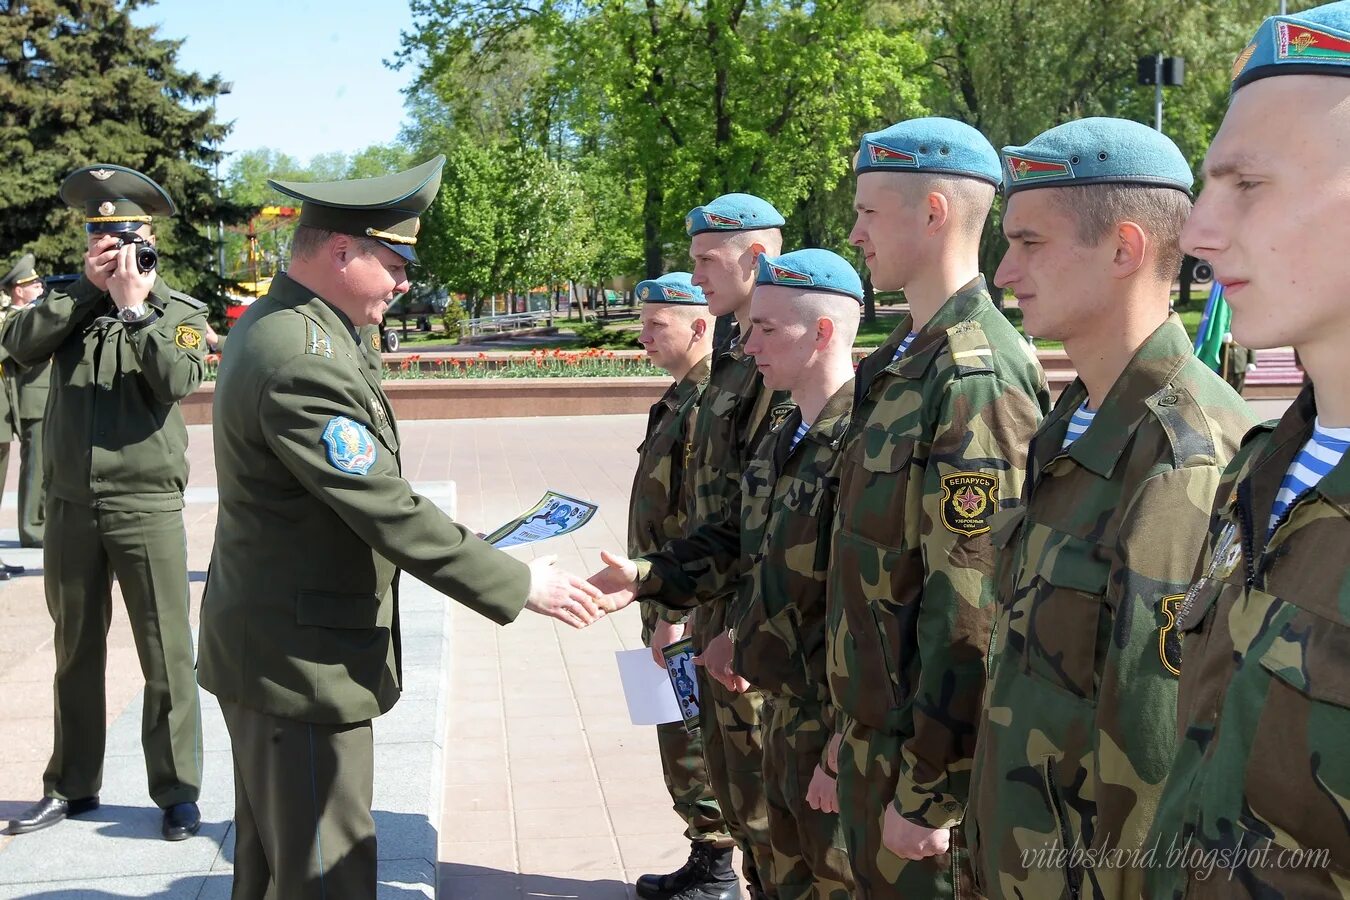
[1146,384,1350,899]
[730,381,852,719]
[628,355,711,639]
[637,325,787,639]
[966,315,1256,900]
[826,276,1049,830]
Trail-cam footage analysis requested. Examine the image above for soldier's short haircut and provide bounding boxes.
[291,225,384,261]
[1052,184,1192,281]
[893,174,996,241]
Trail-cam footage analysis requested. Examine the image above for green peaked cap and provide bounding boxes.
[59,164,176,232]
[268,155,446,263]
[0,253,39,290]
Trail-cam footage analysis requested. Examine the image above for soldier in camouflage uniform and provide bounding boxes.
[592,193,788,899]
[1145,4,1350,895]
[624,273,738,900]
[829,118,1048,899]
[615,249,864,898]
[963,119,1257,900]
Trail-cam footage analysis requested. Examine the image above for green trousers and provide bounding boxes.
[18,418,45,546]
[221,701,377,900]
[762,697,853,900]
[837,720,978,900]
[42,498,201,807]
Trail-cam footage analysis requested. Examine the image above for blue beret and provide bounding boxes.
[854,117,1002,187]
[636,272,707,306]
[1001,117,1192,195]
[1232,2,1350,92]
[685,193,785,237]
[755,249,863,304]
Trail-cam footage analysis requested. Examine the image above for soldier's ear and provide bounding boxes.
[691,316,709,339]
[1112,221,1148,280]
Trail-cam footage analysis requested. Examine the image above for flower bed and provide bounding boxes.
[201,348,662,381]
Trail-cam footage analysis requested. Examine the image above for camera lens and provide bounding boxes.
[136,245,158,273]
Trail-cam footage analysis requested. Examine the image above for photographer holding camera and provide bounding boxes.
[1,165,208,843]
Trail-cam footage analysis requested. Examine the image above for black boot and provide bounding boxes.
[637,842,739,900]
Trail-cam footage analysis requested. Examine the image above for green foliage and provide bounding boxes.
[439,299,469,341]
[0,0,239,310]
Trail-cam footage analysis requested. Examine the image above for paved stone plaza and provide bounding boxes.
[0,401,1293,898]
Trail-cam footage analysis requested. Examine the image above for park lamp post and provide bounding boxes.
[1137,53,1184,132]
[213,81,233,280]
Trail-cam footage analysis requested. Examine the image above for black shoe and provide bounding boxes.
[162,802,201,841]
[3,563,24,575]
[5,795,99,834]
[19,541,42,549]
[637,843,739,900]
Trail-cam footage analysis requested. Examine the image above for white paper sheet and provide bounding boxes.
[615,648,683,726]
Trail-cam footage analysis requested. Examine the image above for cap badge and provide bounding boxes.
[90,169,114,181]
[705,212,743,229]
[866,142,918,167]
[1006,155,1074,183]
[767,263,814,287]
[98,201,116,217]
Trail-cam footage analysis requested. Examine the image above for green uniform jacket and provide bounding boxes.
[629,355,711,638]
[733,382,852,723]
[0,304,53,422]
[0,306,23,440]
[966,315,1256,900]
[635,326,787,638]
[197,274,530,726]
[1146,384,1350,898]
[0,275,205,510]
[826,276,1049,830]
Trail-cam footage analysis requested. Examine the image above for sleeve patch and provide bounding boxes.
[321,416,378,475]
[1159,593,1185,676]
[175,324,203,350]
[939,472,998,536]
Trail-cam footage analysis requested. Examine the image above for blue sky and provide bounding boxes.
[132,0,416,164]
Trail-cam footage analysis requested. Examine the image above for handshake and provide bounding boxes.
[522,550,643,628]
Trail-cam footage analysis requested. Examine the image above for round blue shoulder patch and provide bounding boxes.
[322,415,378,475]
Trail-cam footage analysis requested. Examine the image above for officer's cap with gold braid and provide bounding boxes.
[59,165,176,233]
[268,155,445,263]
[755,249,863,304]
[854,117,1002,188]
[0,254,39,290]
[685,193,784,238]
[636,272,707,306]
[1232,1,1350,92]
[1001,117,1192,196]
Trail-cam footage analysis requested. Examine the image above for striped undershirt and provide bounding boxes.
[1269,420,1350,534]
[1061,402,1098,450]
[891,331,918,363]
[789,418,812,451]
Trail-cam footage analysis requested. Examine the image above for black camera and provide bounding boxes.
[115,234,158,274]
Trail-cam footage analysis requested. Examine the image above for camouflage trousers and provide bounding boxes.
[699,666,776,898]
[642,603,734,848]
[762,696,853,900]
[837,719,981,900]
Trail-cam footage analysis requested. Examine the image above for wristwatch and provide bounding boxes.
[118,304,148,322]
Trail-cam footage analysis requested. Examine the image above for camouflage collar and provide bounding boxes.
[664,354,711,410]
[1048,314,1193,479]
[771,379,853,469]
[884,275,991,380]
[271,273,361,346]
[1248,383,1350,520]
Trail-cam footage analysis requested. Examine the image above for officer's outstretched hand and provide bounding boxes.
[692,631,748,692]
[525,555,604,630]
[588,550,640,613]
[806,765,839,814]
[107,242,156,310]
[881,806,950,861]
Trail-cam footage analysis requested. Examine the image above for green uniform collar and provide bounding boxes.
[879,275,990,381]
[1247,383,1350,522]
[1047,313,1193,479]
[270,273,361,345]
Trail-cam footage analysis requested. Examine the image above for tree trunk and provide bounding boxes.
[862,271,876,326]
[644,169,664,279]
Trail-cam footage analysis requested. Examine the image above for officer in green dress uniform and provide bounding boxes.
[2,166,208,841]
[196,156,604,899]
[0,252,51,548]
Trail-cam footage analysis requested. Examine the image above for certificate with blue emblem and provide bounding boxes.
[483,490,598,549]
